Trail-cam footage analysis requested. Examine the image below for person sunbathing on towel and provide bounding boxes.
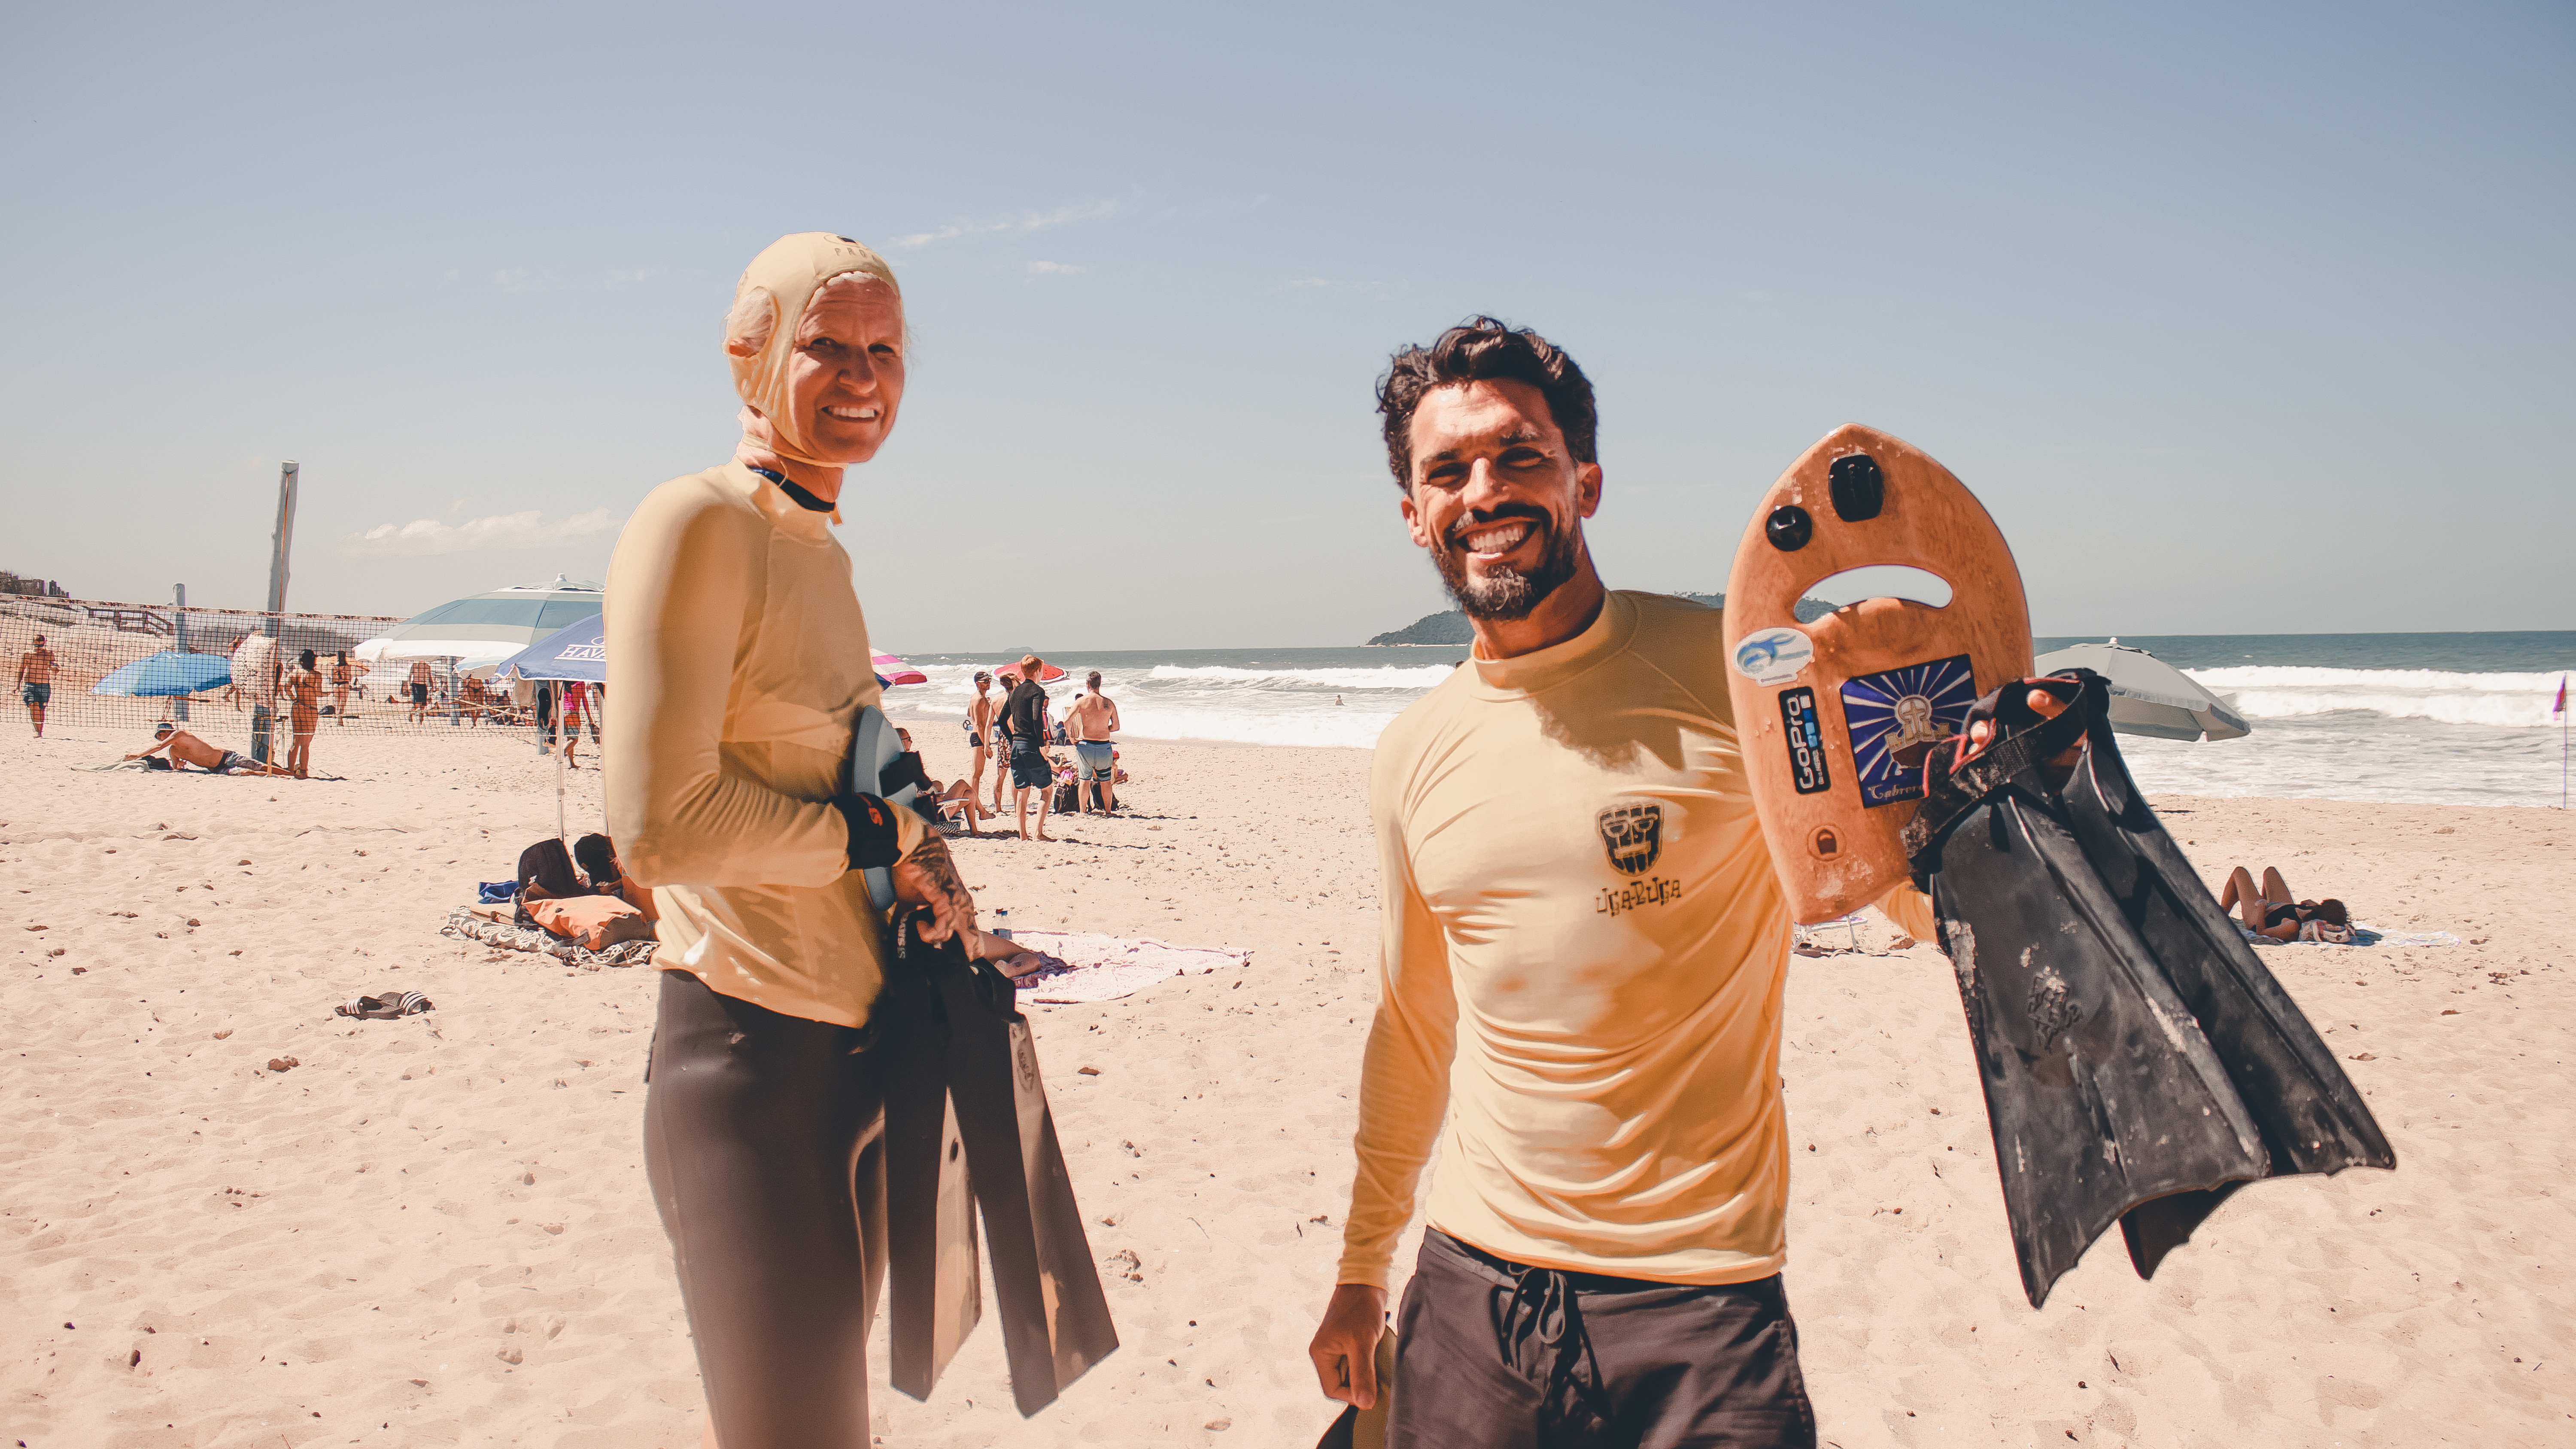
[125,721,295,776]
[2220,865,2351,942]
[891,727,987,833]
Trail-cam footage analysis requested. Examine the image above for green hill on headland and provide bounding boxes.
[1365,592,1834,645]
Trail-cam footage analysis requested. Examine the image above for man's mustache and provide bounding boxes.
[1441,504,1552,552]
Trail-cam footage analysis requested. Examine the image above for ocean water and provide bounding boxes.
[882,631,2576,809]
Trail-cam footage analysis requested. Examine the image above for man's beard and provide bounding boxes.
[1431,509,1583,621]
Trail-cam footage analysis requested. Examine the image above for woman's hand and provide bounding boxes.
[891,835,975,944]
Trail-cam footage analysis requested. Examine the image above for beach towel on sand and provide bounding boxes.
[2240,922,2463,949]
[526,894,654,951]
[441,908,660,968]
[997,931,1249,1005]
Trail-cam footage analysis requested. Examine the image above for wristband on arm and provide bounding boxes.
[836,793,905,871]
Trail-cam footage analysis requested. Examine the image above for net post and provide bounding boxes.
[173,583,189,722]
[264,463,298,634]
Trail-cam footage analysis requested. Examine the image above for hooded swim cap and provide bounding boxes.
[725,233,901,468]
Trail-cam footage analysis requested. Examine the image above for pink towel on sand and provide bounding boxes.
[1001,930,1249,1004]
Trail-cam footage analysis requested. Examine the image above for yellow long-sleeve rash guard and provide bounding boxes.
[604,459,923,1028]
[1338,590,1932,1288]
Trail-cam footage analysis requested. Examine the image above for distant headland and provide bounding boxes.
[1364,592,1836,645]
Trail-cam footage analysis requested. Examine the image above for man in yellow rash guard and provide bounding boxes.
[608,232,978,1449]
[1306,319,1938,1449]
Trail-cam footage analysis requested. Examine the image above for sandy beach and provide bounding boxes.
[3,724,2570,1447]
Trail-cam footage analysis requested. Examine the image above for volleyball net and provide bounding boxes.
[2,594,595,751]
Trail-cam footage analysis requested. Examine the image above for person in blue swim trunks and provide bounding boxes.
[1062,669,1121,813]
[17,634,57,737]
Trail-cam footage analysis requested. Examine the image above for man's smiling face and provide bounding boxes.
[1399,378,1601,620]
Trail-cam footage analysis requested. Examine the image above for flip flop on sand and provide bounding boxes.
[335,989,433,1020]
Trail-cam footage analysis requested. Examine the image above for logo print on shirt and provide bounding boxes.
[1597,802,1663,876]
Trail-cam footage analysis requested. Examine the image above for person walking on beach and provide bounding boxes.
[965,668,997,811]
[559,679,590,768]
[16,633,57,737]
[987,666,1019,814]
[406,659,432,724]
[284,649,322,778]
[605,232,979,1449]
[1063,669,1120,813]
[1306,319,1946,1448]
[220,634,246,712]
[1004,655,1056,840]
[329,650,359,724]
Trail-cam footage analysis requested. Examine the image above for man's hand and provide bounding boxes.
[1307,1282,1389,1410]
[892,834,975,944]
[1965,685,2086,786]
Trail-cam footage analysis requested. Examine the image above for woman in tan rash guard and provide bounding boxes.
[606,232,979,1449]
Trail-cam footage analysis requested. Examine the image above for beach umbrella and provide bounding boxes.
[2033,640,2252,742]
[873,651,929,687]
[358,576,606,663]
[92,651,230,697]
[499,615,607,683]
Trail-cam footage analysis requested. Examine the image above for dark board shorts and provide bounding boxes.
[1387,1229,1815,1448]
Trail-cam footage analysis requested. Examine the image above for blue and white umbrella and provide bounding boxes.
[93,651,231,697]
[497,615,606,683]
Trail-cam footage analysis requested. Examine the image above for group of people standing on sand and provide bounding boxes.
[954,657,1122,841]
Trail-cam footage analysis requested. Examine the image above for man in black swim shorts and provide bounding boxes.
[1004,655,1054,840]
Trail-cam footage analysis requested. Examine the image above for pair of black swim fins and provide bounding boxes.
[846,705,1120,1416]
[1904,669,2395,1308]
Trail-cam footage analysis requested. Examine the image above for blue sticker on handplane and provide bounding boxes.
[1842,654,1976,808]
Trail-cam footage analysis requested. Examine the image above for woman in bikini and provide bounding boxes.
[2219,865,2351,943]
[284,649,323,779]
[329,651,353,723]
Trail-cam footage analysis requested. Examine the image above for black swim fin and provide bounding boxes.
[880,912,1120,1416]
[878,918,984,1400]
[2053,679,2395,1276]
[1905,671,2394,1307]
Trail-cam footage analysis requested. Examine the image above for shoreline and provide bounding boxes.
[2,728,2568,1445]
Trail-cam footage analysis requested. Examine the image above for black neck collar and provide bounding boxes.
[747,466,835,514]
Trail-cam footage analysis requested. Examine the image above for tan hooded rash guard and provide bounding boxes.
[1339,591,1938,1288]
[604,233,925,1029]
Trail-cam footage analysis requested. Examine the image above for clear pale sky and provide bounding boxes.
[4,3,2568,648]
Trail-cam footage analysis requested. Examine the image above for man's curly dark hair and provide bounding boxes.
[1375,317,1598,490]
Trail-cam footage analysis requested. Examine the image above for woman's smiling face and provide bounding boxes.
[783,276,907,464]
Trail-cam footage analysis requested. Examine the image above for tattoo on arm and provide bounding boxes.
[910,836,975,925]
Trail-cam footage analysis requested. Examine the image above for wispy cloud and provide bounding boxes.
[1027,260,1084,276]
[1270,276,1409,300]
[336,507,624,559]
[890,198,1120,250]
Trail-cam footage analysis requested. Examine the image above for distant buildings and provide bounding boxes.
[0,572,71,599]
